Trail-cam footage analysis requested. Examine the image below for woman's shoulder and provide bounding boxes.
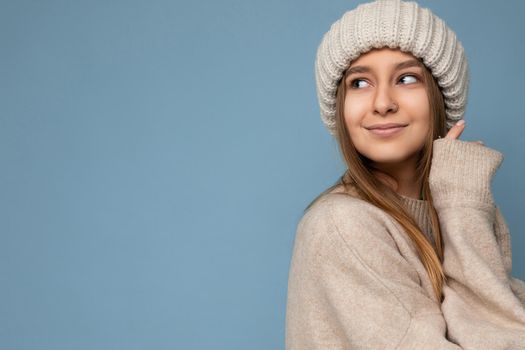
[292,185,408,274]
[297,185,395,244]
[304,184,387,221]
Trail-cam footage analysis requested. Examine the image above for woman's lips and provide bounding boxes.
[367,125,407,137]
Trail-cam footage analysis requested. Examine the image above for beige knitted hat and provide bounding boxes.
[315,0,469,136]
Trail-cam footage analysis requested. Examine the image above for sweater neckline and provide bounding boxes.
[395,193,434,246]
[396,192,428,205]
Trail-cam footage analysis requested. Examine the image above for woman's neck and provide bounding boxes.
[370,155,423,200]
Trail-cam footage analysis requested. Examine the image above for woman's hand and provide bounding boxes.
[430,118,504,208]
[444,120,484,145]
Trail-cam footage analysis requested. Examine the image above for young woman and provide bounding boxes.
[285,0,525,348]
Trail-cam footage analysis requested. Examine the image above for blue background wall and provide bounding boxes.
[2,0,524,348]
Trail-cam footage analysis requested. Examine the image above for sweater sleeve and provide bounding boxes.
[429,138,525,348]
[285,195,462,349]
[494,205,525,306]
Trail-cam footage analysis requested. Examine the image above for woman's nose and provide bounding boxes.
[373,85,398,115]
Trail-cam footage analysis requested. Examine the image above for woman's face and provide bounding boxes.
[343,47,430,168]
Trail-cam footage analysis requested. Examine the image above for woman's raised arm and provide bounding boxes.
[430,137,525,348]
[494,205,525,306]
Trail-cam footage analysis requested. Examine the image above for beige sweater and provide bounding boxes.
[285,138,525,349]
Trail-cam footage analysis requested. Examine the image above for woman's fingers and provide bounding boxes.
[445,120,465,140]
[442,120,484,146]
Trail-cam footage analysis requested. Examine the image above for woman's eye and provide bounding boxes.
[348,74,419,89]
[399,74,419,84]
[349,79,369,89]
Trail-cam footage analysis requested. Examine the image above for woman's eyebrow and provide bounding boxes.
[345,59,422,78]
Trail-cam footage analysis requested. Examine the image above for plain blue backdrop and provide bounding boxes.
[2,0,525,349]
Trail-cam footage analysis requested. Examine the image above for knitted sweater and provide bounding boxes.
[285,138,525,349]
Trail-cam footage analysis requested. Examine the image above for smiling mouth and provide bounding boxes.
[365,123,409,130]
[367,125,407,137]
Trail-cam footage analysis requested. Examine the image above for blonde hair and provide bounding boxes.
[306,52,449,302]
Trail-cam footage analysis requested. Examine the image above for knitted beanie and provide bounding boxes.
[315,0,469,136]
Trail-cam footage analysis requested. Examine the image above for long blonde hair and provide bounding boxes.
[306,53,449,302]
